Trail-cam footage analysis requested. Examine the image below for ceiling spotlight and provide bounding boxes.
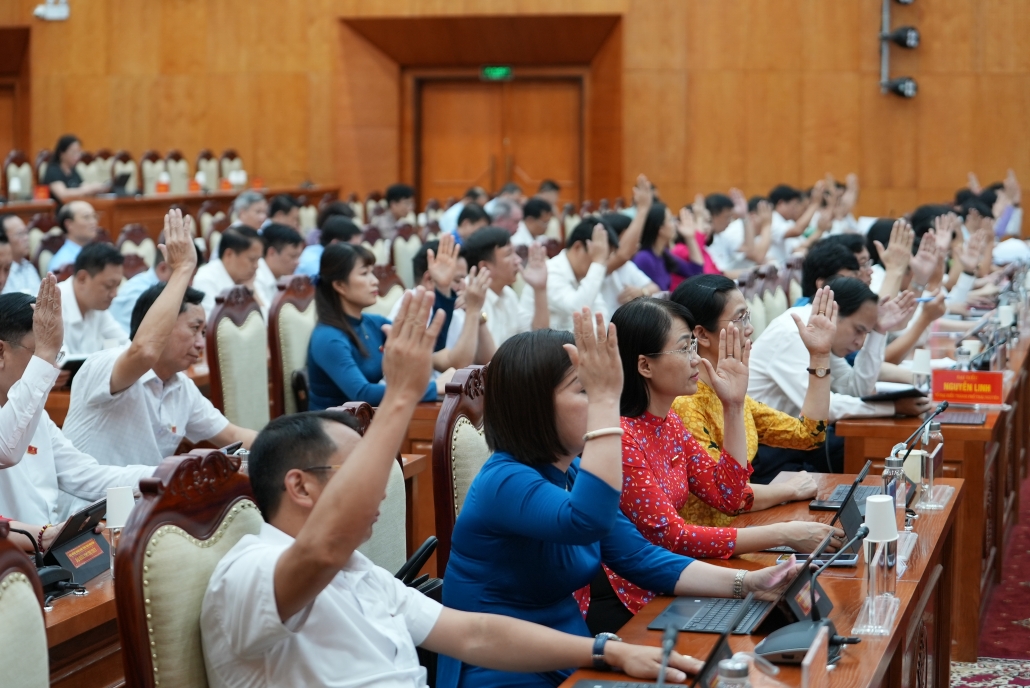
[894,0,914,4]
[885,26,920,48]
[884,77,918,98]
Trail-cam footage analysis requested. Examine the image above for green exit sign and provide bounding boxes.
[480,65,513,81]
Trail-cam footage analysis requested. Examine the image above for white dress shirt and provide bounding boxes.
[201,522,443,688]
[511,222,547,248]
[63,347,229,467]
[519,251,607,331]
[483,285,534,346]
[191,259,237,318]
[254,259,279,311]
[748,305,894,422]
[108,268,160,333]
[438,202,465,236]
[0,356,153,524]
[58,278,128,356]
[600,261,655,315]
[707,219,755,273]
[767,211,796,265]
[3,259,41,295]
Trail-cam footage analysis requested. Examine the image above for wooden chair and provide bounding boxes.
[74,150,94,184]
[34,149,51,184]
[114,450,262,688]
[361,224,390,266]
[561,202,580,241]
[0,520,47,688]
[165,150,190,194]
[195,149,219,192]
[54,263,75,283]
[759,265,788,322]
[35,234,66,277]
[346,191,364,224]
[122,253,148,280]
[431,365,490,577]
[268,275,316,418]
[783,255,804,306]
[219,149,243,183]
[542,237,562,259]
[113,150,139,195]
[364,264,405,318]
[392,223,423,288]
[25,213,57,262]
[208,216,231,260]
[366,190,385,220]
[93,148,115,184]
[117,223,157,267]
[140,150,166,195]
[4,149,32,200]
[207,286,270,432]
[197,200,227,240]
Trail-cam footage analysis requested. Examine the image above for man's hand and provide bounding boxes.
[874,219,914,274]
[751,199,773,228]
[160,208,197,274]
[605,642,703,685]
[462,266,491,314]
[701,325,750,408]
[32,274,63,366]
[617,285,644,305]
[587,223,609,264]
[791,286,836,357]
[691,193,710,228]
[933,214,956,255]
[876,292,917,333]
[918,290,947,323]
[380,287,446,403]
[730,188,748,218]
[426,233,460,295]
[909,232,939,287]
[895,396,934,417]
[631,173,654,214]
[520,243,548,290]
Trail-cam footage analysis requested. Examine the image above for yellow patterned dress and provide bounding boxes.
[671,380,827,527]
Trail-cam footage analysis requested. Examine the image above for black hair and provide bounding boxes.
[769,184,802,206]
[801,241,860,297]
[640,202,679,274]
[960,197,994,220]
[954,188,975,206]
[248,410,361,520]
[822,233,866,256]
[484,330,575,465]
[316,201,355,229]
[385,184,415,204]
[218,227,261,260]
[315,242,377,356]
[910,204,952,236]
[463,186,484,200]
[705,193,734,216]
[824,276,878,317]
[523,197,552,220]
[262,223,304,255]
[566,218,618,251]
[498,182,522,195]
[671,274,738,333]
[73,242,124,277]
[457,202,489,227]
[54,134,80,160]
[56,203,75,233]
[611,298,696,418]
[320,216,362,246]
[538,179,560,193]
[462,226,511,268]
[129,282,205,340]
[865,218,897,267]
[979,188,998,209]
[412,240,440,284]
[599,212,632,236]
[268,194,300,218]
[747,196,767,213]
[0,292,35,343]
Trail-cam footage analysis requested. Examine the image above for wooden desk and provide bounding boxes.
[45,569,122,687]
[562,476,963,688]
[401,402,442,576]
[836,335,1028,660]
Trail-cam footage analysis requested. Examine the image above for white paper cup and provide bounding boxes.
[106,486,136,529]
[999,305,1015,327]
[961,339,982,357]
[912,349,932,375]
[864,494,899,542]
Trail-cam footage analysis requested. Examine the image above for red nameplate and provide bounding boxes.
[931,369,1004,405]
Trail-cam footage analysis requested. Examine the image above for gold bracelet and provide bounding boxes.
[582,428,625,443]
[733,569,747,598]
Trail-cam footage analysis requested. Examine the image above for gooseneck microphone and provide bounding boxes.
[655,624,679,688]
[899,401,949,465]
[8,527,77,599]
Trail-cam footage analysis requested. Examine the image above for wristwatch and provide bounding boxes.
[807,367,830,378]
[592,632,621,671]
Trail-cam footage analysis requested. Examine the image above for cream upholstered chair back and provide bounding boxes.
[93,150,115,184]
[207,286,270,431]
[392,230,423,288]
[432,365,489,576]
[763,286,788,323]
[0,522,47,688]
[196,151,219,193]
[268,276,316,417]
[220,150,243,182]
[118,224,157,267]
[361,226,391,266]
[789,280,803,306]
[298,203,318,235]
[357,452,407,575]
[36,234,66,279]
[748,293,768,340]
[198,201,227,240]
[5,153,32,201]
[141,152,167,195]
[113,152,139,195]
[349,197,365,224]
[115,451,261,688]
[166,152,190,194]
[363,265,405,318]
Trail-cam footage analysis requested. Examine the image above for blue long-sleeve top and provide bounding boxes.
[437,453,693,688]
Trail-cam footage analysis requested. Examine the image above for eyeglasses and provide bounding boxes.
[724,310,751,328]
[646,337,698,358]
[301,464,342,473]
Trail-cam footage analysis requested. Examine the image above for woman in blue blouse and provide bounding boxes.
[438,309,800,688]
[307,243,447,409]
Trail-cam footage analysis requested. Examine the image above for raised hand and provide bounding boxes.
[968,171,982,194]
[919,289,947,323]
[381,287,446,402]
[729,188,748,218]
[691,193,710,228]
[587,223,610,264]
[462,265,491,313]
[520,243,548,290]
[752,199,773,228]
[701,325,750,407]
[32,274,63,365]
[426,232,460,294]
[631,173,654,213]
[678,207,699,238]
[909,231,939,287]
[160,208,197,274]
[958,228,986,274]
[1005,169,1021,206]
[791,286,837,357]
[562,308,622,406]
[874,219,914,274]
[876,291,917,334]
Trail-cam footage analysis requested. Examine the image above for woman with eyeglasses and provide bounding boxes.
[587,295,842,633]
[668,274,836,525]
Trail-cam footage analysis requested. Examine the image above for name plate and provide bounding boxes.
[931,369,1004,405]
[47,530,110,584]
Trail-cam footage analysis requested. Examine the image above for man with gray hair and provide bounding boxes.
[232,191,268,230]
[487,197,522,235]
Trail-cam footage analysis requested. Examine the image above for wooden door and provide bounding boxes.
[0,86,14,161]
[418,78,581,205]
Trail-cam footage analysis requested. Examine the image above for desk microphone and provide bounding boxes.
[8,527,75,596]
[898,401,949,466]
[655,624,679,688]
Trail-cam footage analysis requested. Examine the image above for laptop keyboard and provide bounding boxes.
[680,597,766,633]
[829,484,881,505]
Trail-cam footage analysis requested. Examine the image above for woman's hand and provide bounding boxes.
[701,325,750,408]
[744,557,804,602]
[875,292,917,334]
[779,521,845,554]
[563,308,622,406]
[605,641,703,685]
[780,470,818,501]
[42,520,65,550]
[791,286,837,358]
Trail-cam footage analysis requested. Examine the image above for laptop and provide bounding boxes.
[571,594,754,688]
[808,459,879,516]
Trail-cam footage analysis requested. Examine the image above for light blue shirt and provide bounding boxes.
[109,268,160,333]
[296,245,323,277]
[2,260,41,295]
[48,240,83,272]
[438,201,465,235]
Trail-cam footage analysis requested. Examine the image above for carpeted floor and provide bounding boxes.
[952,659,1030,687]
[978,476,1030,660]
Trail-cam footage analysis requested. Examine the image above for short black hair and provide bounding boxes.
[268,194,300,218]
[129,282,205,339]
[248,410,362,520]
[218,227,261,260]
[954,188,976,206]
[462,227,511,268]
[769,184,802,206]
[412,240,440,284]
[671,274,738,333]
[457,202,489,227]
[705,193,734,216]
[484,330,575,465]
[523,198,552,220]
[960,197,994,220]
[385,184,415,204]
[910,204,952,236]
[317,201,355,229]
[320,216,362,246]
[979,187,999,209]
[498,182,522,195]
[74,242,124,277]
[824,276,878,317]
[54,134,80,159]
[566,218,618,251]
[747,196,767,213]
[611,298,695,418]
[538,179,560,193]
[802,241,860,297]
[262,223,303,255]
[600,212,632,236]
[822,233,866,257]
[0,292,35,343]
[56,203,76,233]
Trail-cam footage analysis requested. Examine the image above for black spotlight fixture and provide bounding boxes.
[885,77,918,98]
[894,0,914,4]
[885,26,920,48]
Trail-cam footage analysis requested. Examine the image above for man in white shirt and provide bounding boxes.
[108,241,203,334]
[0,230,11,294]
[371,183,416,242]
[483,182,524,218]
[254,224,303,308]
[266,194,301,230]
[0,214,38,295]
[766,184,820,264]
[48,201,100,272]
[64,210,256,468]
[438,186,488,236]
[200,289,693,687]
[462,227,548,345]
[192,226,264,318]
[0,277,153,539]
[58,243,128,356]
[231,191,267,230]
[511,198,553,248]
